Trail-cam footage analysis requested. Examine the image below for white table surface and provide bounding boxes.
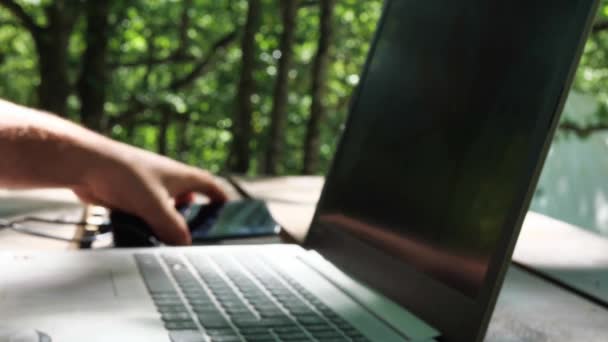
[1,181,607,341]
[0,189,84,250]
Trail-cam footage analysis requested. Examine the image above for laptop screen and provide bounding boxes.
[314,0,591,298]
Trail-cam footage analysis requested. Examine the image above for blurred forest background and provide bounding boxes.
[2,0,608,180]
[0,0,380,175]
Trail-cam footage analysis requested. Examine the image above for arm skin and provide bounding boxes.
[0,99,227,245]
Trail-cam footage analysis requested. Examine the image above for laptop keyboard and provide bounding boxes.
[135,253,370,342]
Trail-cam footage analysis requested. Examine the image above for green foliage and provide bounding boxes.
[0,0,382,175]
[0,11,37,104]
[5,0,606,174]
[574,1,608,109]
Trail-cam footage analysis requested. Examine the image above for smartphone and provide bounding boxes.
[179,199,281,242]
[112,199,280,247]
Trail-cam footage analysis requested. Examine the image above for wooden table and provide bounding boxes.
[0,189,86,250]
[1,177,607,341]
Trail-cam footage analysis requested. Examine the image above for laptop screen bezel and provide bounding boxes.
[304,0,600,340]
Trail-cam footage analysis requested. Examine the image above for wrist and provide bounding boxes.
[75,134,131,190]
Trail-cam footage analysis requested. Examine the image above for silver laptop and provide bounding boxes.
[0,0,598,341]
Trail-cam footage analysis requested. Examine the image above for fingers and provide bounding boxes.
[175,192,195,207]
[73,188,111,207]
[143,195,192,246]
[172,168,229,203]
[73,188,96,204]
[149,167,226,245]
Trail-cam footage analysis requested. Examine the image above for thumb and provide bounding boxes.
[143,196,191,245]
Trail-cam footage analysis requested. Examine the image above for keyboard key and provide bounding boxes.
[240,331,275,342]
[184,293,209,301]
[303,324,334,332]
[242,337,276,342]
[155,297,185,306]
[224,306,251,314]
[250,301,275,309]
[232,317,262,327]
[205,328,238,337]
[230,311,258,319]
[162,312,194,322]
[273,327,303,334]
[296,314,325,325]
[219,301,248,310]
[208,337,241,342]
[169,330,205,342]
[158,304,190,314]
[166,321,198,330]
[153,293,181,300]
[182,288,208,296]
[311,330,344,339]
[195,306,222,314]
[188,298,215,306]
[285,305,314,315]
[135,254,177,294]
[259,311,288,319]
[198,316,231,329]
[275,331,309,340]
[239,317,295,328]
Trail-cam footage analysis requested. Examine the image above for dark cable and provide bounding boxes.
[0,217,162,247]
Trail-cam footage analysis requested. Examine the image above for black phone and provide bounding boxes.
[181,199,280,242]
[111,199,280,247]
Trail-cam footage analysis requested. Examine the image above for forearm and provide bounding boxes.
[0,99,226,245]
[0,99,117,189]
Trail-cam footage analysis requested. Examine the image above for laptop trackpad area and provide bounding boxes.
[0,253,117,300]
[2,265,116,300]
[0,252,167,342]
[0,251,154,302]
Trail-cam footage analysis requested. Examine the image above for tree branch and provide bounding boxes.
[109,54,200,68]
[111,30,238,126]
[0,0,40,33]
[299,0,318,8]
[558,121,608,137]
[592,20,608,34]
[109,110,214,127]
[0,18,20,27]
[176,0,193,57]
[109,0,237,127]
[168,30,238,91]
[112,30,238,71]
[110,0,193,69]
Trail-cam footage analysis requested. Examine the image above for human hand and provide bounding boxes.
[0,99,225,245]
[72,142,227,245]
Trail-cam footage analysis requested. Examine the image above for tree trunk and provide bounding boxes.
[34,39,69,116]
[176,119,190,162]
[77,0,111,132]
[230,0,262,173]
[0,1,79,116]
[33,1,80,116]
[303,0,336,174]
[264,0,299,175]
[158,109,171,156]
[125,114,137,143]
